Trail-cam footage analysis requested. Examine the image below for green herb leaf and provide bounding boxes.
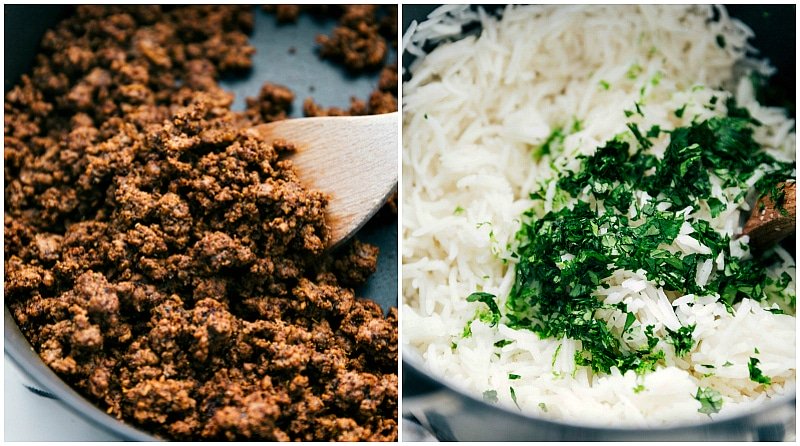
[510,387,521,410]
[623,312,636,332]
[748,357,772,386]
[707,197,727,218]
[646,125,661,138]
[626,63,643,80]
[666,324,695,357]
[502,106,796,377]
[627,122,652,149]
[467,292,501,326]
[695,387,723,415]
[462,321,473,338]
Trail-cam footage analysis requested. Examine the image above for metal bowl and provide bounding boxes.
[401,4,796,441]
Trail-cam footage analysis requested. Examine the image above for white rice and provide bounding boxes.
[403,5,796,426]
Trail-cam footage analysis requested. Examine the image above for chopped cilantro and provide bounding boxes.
[477,310,497,326]
[644,325,659,350]
[535,119,583,160]
[462,322,472,338]
[538,402,548,412]
[776,272,792,290]
[510,387,521,410]
[509,373,521,380]
[675,104,687,118]
[723,361,733,367]
[538,127,565,159]
[706,197,727,218]
[627,122,652,148]
[467,292,501,326]
[666,324,695,357]
[633,349,665,375]
[633,384,646,393]
[551,344,562,367]
[599,80,610,90]
[626,63,643,80]
[768,183,789,216]
[623,312,636,332]
[651,71,663,86]
[454,205,465,215]
[695,387,723,415]
[494,339,513,348]
[477,94,797,378]
[748,357,771,386]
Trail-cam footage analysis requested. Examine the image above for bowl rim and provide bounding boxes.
[403,346,797,436]
[4,306,158,441]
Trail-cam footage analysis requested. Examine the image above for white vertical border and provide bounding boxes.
[396,3,405,442]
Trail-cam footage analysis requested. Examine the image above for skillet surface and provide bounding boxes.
[4,5,397,440]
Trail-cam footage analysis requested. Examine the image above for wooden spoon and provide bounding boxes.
[248,112,397,249]
[742,181,796,252]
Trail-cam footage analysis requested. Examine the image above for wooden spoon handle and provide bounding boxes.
[742,181,796,252]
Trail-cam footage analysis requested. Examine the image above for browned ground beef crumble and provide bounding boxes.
[5,5,397,441]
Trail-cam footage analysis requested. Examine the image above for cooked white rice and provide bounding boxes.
[402,5,796,426]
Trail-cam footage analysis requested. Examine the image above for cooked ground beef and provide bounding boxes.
[245,82,295,125]
[316,5,388,73]
[5,5,397,441]
[263,5,302,23]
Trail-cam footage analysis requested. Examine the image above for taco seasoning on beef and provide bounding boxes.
[4,5,397,441]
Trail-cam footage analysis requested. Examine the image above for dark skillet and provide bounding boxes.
[4,5,397,441]
[401,4,796,441]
